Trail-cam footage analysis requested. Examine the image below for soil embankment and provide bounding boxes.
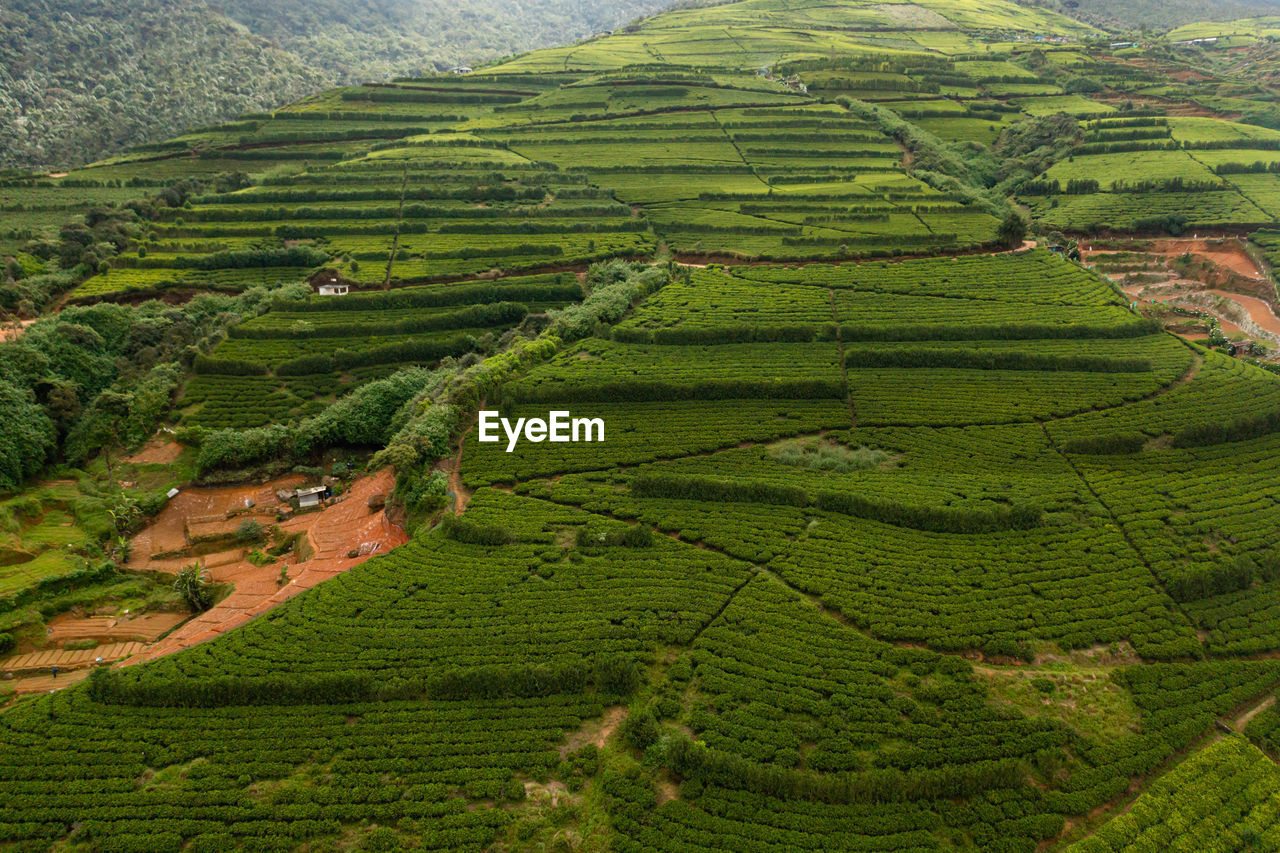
[1087,236,1280,346]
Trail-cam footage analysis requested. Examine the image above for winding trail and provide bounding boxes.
[449,413,478,515]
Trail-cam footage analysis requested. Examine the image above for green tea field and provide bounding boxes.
[4,0,1280,850]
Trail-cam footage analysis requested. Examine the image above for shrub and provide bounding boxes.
[401,470,449,513]
[622,706,659,750]
[235,520,265,543]
[439,515,512,546]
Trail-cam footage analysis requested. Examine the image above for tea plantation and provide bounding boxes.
[5,0,1280,850]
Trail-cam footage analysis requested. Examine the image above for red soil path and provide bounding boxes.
[122,468,405,665]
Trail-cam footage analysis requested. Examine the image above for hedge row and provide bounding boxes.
[1163,552,1278,603]
[665,735,1025,805]
[193,356,269,376]
[843,348,1151,373]
[1171,406,1280,448]
[231,302,528,340]
[121,247,328,271]
[631,473,1043,533]
[86,654,639,707]
[611,324,835,345]
[277,279,582,313]
[838,319,1160,342]
[274,335,477,376]
[504,378,845,404]
[1060,433,1148,455]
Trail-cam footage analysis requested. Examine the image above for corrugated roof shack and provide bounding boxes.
[296,485,332,509]
[275,485,335,514]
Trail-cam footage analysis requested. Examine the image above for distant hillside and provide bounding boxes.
[206,0,667,81]
[1024,0,1280,31]
[0,0,665,171]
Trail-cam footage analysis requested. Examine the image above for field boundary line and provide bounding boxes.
[1038,421,1199,638]
[382,168,409,287]
[710,108,772,191]
[830,287,856,427]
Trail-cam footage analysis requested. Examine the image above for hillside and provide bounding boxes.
[1027,0,1280,30]
[0,0,666,170]
[4,0,1280,850]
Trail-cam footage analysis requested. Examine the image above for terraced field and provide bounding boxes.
[7,0,1280,850]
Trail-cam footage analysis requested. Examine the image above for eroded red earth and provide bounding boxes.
[122,468,405,665]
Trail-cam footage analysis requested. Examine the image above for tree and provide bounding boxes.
[67,389,134,485]
[997,213,1026,248]
[0,379,56,491]
[174,562,214,612]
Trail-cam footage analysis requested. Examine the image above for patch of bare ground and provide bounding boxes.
[1148,238,1265,280]
[1233,694,1275,732]
[655,776,680,805]
[972,642,1142,674]
[44,611,187,644]
[522,779,571,807]
[560,705,627,758]
[0,319,35,343]
[1036,642,1142,669]
[3,668,91,695]
[125,440,184,465]
[1205,289,1280,335]
[447,414,478,515]
[121,468,406,666]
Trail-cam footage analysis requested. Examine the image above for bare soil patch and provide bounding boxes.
[4,669,89,695]
[448,417,476,515]
[0,320,35,343]
[1148,238,1265,280]
[125,440,184,465]
[655,776,680,805]
[1234,694,1276,732]
[122,468,406,665]
[560,705,627,757]
[44,611,187,644]
[1205,290,1280,335]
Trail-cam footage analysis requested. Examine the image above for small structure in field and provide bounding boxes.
[297,485,333,509]
[310,268,349,296]
[1228,340,1259,358]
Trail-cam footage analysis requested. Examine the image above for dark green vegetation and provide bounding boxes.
[1,0,666,169]
[1065,735,1280,851]
[5,0,1280,850]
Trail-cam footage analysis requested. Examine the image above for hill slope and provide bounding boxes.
[1025,0,1280,30]
[5,2,1280,852]
[0,0,666,170]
